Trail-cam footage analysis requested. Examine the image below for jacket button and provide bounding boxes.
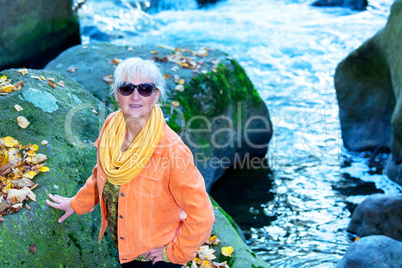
[121,193,125,197]
[119,215,123,219]
[123,258,126,260]
[120,237,124,240]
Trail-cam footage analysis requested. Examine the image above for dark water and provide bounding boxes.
[76,0,402,266]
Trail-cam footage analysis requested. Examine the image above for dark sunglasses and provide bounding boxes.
[117,82,156,97]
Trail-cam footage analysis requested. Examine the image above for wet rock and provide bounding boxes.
[334,0,402,185]
[45,42,273,191]
[211,205,269,268]
[347,194,402,242]
[312,0,367,10]
[336,235,402,268]
[0,0,80,70]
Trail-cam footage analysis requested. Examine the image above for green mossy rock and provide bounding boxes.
[0,69,118,266]
[45,42,273,190]
[0,0,80,69]
[334,0,402,185]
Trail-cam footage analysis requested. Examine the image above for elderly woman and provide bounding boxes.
[46,57,215,268]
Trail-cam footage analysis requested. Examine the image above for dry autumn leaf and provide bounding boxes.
[22,171,37,179]
[18,68,28,75]
[14,104,23,111]
[175,85,184,92]
[56,81,65,87]
[110,58,122,65]
[0,136,47,216]
[150,51,158,54]
[31,75,41,80]
[102,75,114,85]
[17,116,30,129]
[38,166,49,172]
[221,246,233,257]
[164,74,170,80]
[48,81,56,88]
[29,244,37,254]
[40,75,46,81]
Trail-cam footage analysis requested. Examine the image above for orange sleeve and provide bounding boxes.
[166,145,215,264]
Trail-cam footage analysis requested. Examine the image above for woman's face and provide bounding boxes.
[115,76,160,124]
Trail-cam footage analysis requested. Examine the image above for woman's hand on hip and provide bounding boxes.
[46,194,75,223]
[145,246,164,265]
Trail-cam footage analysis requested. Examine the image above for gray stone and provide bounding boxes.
[334,0,402,185]
[0,0,80,70]
[45,42,273,191]
[336,235,402,268]
[347,194,402,242]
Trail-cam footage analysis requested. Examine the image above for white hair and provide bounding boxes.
[112,57,166,101]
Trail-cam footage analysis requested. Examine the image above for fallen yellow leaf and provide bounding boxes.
[175,85,184,92]
[38,166,49,172]
[18,68,28,75]
[40,75,46,81]
[3,137,16,147]
[22,171,37,179]
[17,116,30,129]
[14,104,23,111]
[26,150,36,157]
[221,246,233,257]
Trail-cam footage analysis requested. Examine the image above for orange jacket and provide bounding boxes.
[70,111,215,264]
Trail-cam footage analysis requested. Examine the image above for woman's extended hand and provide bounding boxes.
[145,246,164,265]
[46,194,75,223]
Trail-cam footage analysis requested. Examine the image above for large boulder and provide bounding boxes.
[0,69,268,267]
[0,69,118,266]
[0,0,80,70]
[336,235,402,268]
[45,42,273,191]
[334,0,402,185]
[347,194,402,242]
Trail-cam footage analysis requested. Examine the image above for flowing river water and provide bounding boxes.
[77,0,401,266]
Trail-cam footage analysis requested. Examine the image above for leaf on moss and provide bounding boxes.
[221,246,233,257]
[22,171,37,179]
[38,166,49,172]
[17,116,30,129]
[14,104,23,111]
[18,68,28,75]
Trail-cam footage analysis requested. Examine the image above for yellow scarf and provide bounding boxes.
[99,105,164,185]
